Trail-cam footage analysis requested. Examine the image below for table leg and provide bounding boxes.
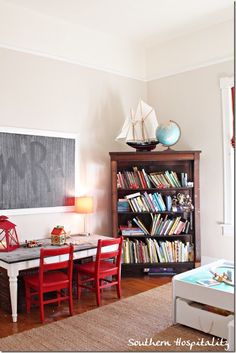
[228,319,234,352]
[172,280,177,324]
[8,269,19,323]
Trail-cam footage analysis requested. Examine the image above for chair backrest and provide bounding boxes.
[95,237,123,273]
[39,244,74,285]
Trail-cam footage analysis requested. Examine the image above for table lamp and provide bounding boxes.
[75,196,94,236]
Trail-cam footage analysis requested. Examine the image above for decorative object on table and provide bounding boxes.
[0,215,20,252]
[24,240,42,248]
[51,225,67,245]
[116,100,159,151]
[75,196,94,236]
[209,265,234,286]
[156,120,181,148]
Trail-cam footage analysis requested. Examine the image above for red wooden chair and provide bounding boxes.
[77,237,123,306]
[24,244,74,323]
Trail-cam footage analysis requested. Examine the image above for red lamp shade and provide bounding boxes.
[0,215,20,252]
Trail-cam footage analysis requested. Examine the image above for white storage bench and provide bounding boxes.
[172,260,234,351]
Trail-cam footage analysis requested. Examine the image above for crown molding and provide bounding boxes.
[146,55,234,82]
[0,42,147,82]
[0,42,233,83]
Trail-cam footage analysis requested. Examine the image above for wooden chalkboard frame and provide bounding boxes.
[0,127,78,215]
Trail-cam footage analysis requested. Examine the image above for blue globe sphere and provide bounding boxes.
[156,120,181,147]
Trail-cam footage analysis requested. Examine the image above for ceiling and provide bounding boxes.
[6,0,234,46]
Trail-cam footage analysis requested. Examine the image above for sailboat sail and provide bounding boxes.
[116,100,158,142]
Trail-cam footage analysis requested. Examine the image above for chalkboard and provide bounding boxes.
[0,130,76,210]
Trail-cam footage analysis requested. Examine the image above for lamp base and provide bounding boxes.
[77,232,91,237]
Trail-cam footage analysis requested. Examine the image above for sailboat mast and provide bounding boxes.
[131,108,135,141]
[140,101,146,140]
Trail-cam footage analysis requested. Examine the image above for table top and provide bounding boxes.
[175,260,234,294]
[0,234,110,264]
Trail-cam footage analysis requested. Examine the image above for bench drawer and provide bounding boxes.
[176,298,234,339]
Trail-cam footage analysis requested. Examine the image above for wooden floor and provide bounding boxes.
[0,275,171,339]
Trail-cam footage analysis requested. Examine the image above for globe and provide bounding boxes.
[156,120,181,147]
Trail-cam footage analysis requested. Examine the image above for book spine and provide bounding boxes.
[133,217,149,235]
[151,193,161,211]
[164,219,174,235]
[164,171,175,187]
[168,216,180,235]
[140,195,150,212]
[172,171,181,187]
[142,168,151,188]
[149,193,159,211]
[143,192,155,212]
[157,193,166,211]
[125,192,141,199]
[126,199,136,212]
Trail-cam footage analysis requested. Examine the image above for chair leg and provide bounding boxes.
[39,291,45,323]
[116,275,122,299]
[25,283,31,313]
[77,272,82,299]
[57,290,61,306]
[95,279,101,306]
[69,285,74,316]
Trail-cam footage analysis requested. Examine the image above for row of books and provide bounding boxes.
[122,238,194,264]
[117,167,189,189]
[117,167,152,189]
[132,215,191,236]
[149,171,182,188]
[122,191,170,212]
[150,214,191,236]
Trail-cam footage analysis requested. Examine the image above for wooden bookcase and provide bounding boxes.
[109,150,201,275]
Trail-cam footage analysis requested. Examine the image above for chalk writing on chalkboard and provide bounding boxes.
[0,132,75,210]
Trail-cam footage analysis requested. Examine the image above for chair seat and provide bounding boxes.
[24,244,74,323]
[77,260,118,276]
[77,237,123,306]
[24,271,69,289]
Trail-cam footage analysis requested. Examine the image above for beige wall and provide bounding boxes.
[0,47,146,241]
[146,20,233,80]
[0,46,233,262]
[147,60,234,261]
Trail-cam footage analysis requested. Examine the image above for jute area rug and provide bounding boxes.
[0,283,228,352]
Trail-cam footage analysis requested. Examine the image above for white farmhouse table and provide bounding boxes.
[0,234,112,323]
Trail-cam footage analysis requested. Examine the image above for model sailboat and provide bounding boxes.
[116,100,159,151]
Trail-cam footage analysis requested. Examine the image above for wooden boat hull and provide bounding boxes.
[126,140,159,151]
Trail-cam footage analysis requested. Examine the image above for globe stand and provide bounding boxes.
[162,147,175,152]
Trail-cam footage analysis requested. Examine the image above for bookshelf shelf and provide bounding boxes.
[118,187,193,192]
[109,150,201,276]
[118,211,193,215]
[121,261,195,267]
[121,234,193,239]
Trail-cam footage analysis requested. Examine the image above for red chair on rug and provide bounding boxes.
[77,237,123,306]
[24,244,74,323]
